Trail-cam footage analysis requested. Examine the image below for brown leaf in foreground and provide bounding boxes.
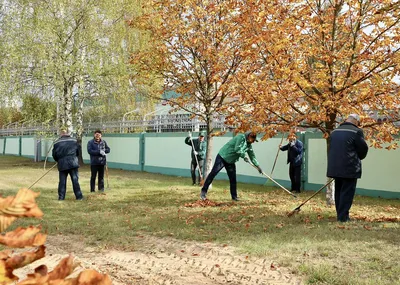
[0,215,17,233]
[48,255,77,281]
[5,245,46,270]
[0,189,43,232]
[0,259,18,284]
[0,226,47,248]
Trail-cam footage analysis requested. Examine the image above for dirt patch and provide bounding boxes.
[14,235,303,285]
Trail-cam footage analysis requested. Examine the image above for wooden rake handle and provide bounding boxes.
[247,161,297,198]
[287,178,334,216]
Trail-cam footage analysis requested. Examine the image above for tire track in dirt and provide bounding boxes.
[15,235,303,285]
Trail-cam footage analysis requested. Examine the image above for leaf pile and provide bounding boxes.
[0,188,112,285]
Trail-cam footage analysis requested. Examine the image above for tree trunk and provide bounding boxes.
[204,115,214,189]
[76,81,85,165]
[325,136,335,206]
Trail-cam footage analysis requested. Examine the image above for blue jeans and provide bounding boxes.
[58,168,83,200]
[201,154,237,199]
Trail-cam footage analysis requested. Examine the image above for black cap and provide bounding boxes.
[249,132,258,142]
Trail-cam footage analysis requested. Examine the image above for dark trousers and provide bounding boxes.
[58,168,83,200]
[201,154,237,199]
[334,178,357,222]
[190,159,204,184]
[90,165,105,191]
[289,164,301,192]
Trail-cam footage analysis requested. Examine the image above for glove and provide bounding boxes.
[193,151,198,155]
[100,150,106,156]
[243,157,250,163]
[188,132,192,139]
[257,166,263,174]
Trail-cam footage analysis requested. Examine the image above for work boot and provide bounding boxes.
[200,190,207,200]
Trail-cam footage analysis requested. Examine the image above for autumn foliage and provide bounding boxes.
[0,189,111,285]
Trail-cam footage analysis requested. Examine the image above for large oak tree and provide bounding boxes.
[227,0,400,204]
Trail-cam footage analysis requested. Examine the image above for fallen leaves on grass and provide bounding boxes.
[352,215,399,222]
[184,200,225,207]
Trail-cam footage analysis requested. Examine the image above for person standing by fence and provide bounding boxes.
[52,129,83,201]
[87,130,110,192]
[279,133,304,193]
[185,131,207,185]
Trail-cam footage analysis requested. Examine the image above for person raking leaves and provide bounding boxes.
[200,131,262,201]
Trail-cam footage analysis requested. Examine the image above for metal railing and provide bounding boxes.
[0,114,229,136]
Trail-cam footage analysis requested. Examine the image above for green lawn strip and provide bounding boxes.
[1,155,399,285]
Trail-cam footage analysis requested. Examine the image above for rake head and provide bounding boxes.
[287,207,301,217]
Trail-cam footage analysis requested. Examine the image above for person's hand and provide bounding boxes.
[290,140,295,146]
[188,132,192,139]
[100,150,106,156]
[244,157,250,163]
[193,151,198,155]
[257,166,263,174]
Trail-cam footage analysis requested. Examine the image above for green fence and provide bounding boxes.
[1,132,399,198]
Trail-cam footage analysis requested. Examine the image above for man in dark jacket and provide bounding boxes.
[87,130,110,192]
[200,131,262,201]
[52,129,83,201]
[327,114,369,222]
[185,131,207,185]
[279,133,304,193]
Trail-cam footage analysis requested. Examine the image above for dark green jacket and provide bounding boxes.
[185,137,207,160]
[218,133,259,166]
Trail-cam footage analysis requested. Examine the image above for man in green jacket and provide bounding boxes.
[185,131,207,185]
[200,131,262,201]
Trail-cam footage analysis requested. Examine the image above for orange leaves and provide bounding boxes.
[4,246,46,270]
[184,199,225,207]
[0,189,112,285]
[0,188,43,232]
[0,226,46,248]
[16,256,111,285]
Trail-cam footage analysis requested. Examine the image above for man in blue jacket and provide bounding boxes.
[87,130,110,192]
[280,133,304,193]
[200,131,262,201]
[327,114,369,222]
[52,129,83,201]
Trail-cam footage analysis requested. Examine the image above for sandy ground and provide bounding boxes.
[14,235,303,285]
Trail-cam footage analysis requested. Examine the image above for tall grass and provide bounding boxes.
[1,155,399,285]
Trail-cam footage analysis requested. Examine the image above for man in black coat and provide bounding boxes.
[87,129,110,192]
[327,114,369,222]
[52,129,83,201]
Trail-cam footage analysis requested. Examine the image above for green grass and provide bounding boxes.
[1,155,399,285]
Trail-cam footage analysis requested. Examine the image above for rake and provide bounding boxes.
[265,133,285,187]
[28,163,58,189]
[287,178,334,217]
[189,132,204,186]
[105,163,111,190]
[247,161,297,198]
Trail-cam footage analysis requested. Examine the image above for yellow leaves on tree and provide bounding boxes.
[0,189,112,285]
[224,0,400,147]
